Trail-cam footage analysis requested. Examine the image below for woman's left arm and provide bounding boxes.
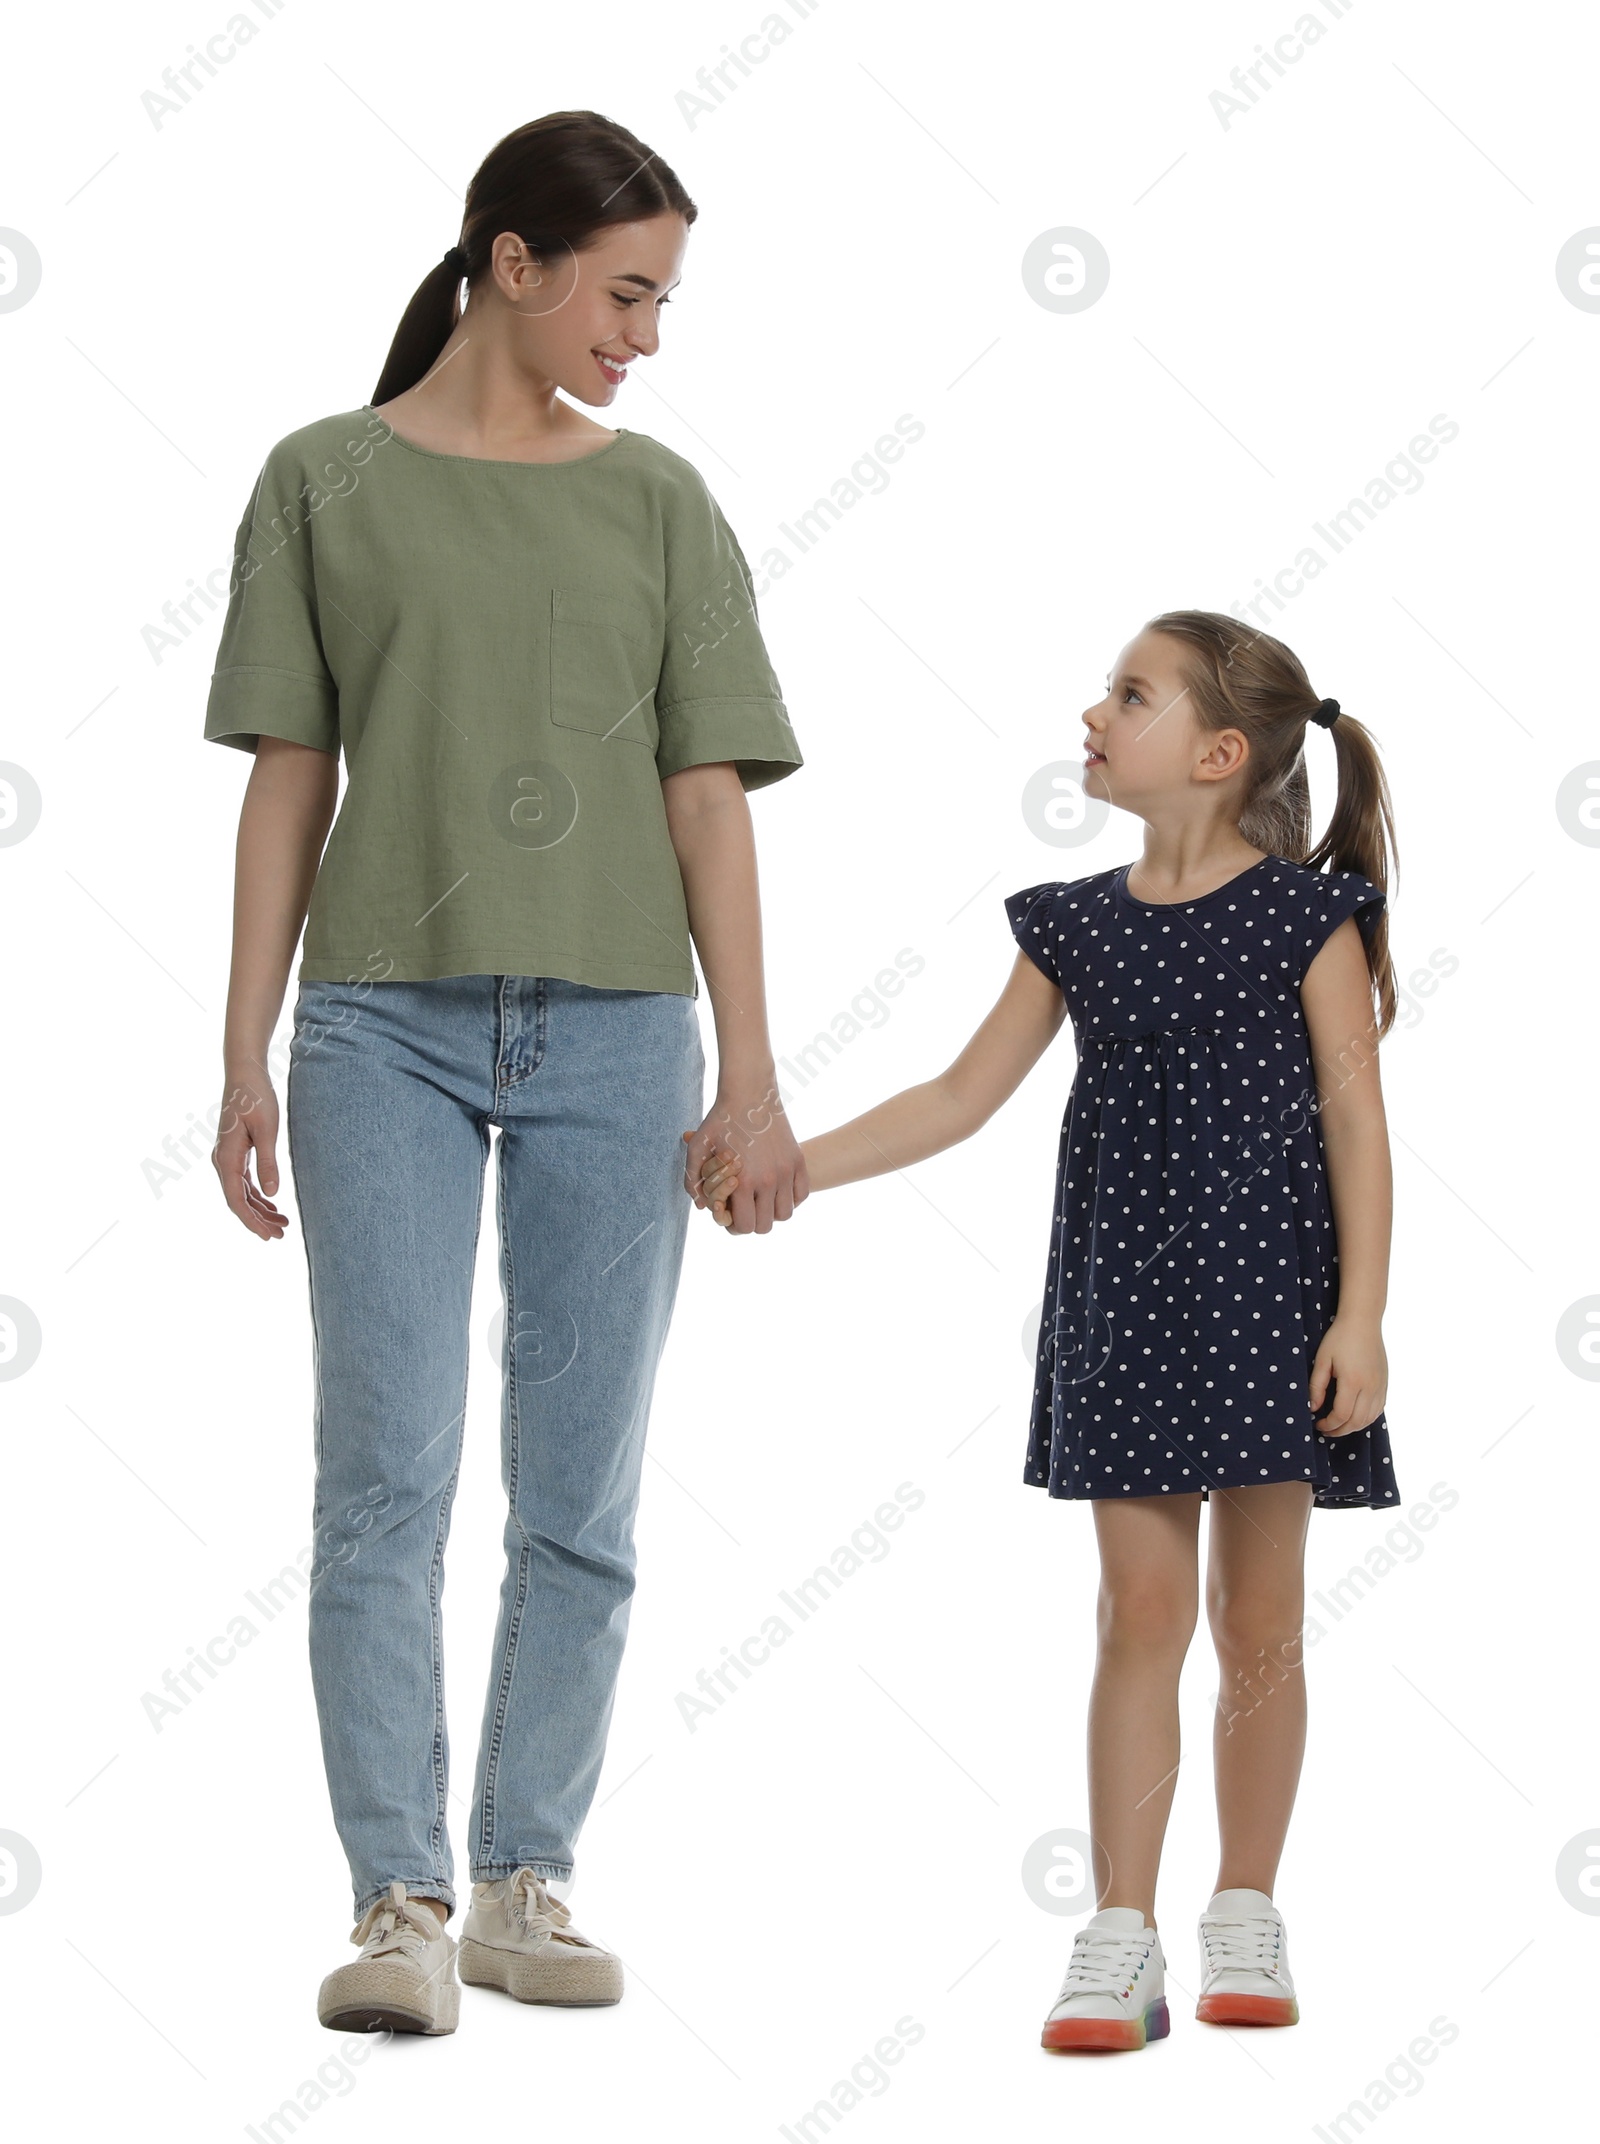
[663,759,808,1235]
[1301,914,1393,1435]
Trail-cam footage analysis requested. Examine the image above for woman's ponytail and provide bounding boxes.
[371,252,469,406]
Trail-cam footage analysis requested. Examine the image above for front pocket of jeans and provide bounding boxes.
[549,588,659,746]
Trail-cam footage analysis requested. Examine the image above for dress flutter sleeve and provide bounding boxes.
[1298,868,1386,981]
[1004,882,1065,987]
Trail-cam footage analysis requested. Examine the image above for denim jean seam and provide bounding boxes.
[423,1112,488,1887]
[354,1879,457,1922]
[286,1060,326,1482]
[477,1121,534,1859]
[426,1462,453,1879]
[471,1859,571,1884]
[492,976,514,1108]
[491,975,547,1100]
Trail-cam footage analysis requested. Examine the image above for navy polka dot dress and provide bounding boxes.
[1005,855,1398,1507]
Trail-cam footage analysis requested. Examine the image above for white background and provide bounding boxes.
[2,0,1595,2136]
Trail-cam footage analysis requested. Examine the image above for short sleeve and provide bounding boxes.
[203,447,341,757]
[1299,869,1386,980]
[654,472,802,792]
[1004,881,1065,987]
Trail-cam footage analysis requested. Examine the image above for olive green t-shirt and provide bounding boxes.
[203,406,802,994]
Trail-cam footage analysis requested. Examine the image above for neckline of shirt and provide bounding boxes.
[364,405,632,470]
[1114,854,1279,913]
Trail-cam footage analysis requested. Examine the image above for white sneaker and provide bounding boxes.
[1041,1906,1169,2052]
[318,1881,460,2035]
[1196,1887,1299,2026]
[458,1867,624,2006]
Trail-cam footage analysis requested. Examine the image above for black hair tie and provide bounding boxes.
[442,245,469,278]
[1308,697,1341,729]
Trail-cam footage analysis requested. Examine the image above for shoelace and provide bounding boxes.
[503,1867,583,1950]
[1200,1913,1285,1977]
[1057,1926,1155,2001]
[350,1881,445,1961]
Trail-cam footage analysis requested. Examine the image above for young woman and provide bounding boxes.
[701,612,1398,2053]
[206,111,807,2035]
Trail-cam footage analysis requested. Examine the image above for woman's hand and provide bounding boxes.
[211,1059,292,1241]
[681,1081,808,1234]
[1309,1316,1388,1435]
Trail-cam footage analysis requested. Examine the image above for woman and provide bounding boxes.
[206,111,807,2036]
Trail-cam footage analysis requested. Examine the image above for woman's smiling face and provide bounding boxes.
[484,212,690,408]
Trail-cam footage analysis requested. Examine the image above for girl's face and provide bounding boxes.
[1082,629,1245,813]
[488,212,691,407]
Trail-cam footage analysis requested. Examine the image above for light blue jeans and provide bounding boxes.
[286,973,703,1922]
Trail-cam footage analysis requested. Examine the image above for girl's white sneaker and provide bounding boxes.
[1196,1887,1299,2026]
[1041,1906,1169,2052]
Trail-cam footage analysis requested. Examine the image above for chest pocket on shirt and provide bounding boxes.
[549,588,660,748]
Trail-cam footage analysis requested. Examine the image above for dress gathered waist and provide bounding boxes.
[1076,1020,1302,1049]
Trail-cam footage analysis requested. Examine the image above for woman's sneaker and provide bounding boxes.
[1040,1906,1169,2052]
[1195,1887,1299,2026]
[318,1881,460,2035]
[458,1867,624,2006]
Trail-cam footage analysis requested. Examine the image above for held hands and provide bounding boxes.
[1309,1316,1388,1436]
[680,1081,809,1235]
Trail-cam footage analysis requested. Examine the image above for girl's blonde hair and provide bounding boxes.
[1146,609,1399,1039]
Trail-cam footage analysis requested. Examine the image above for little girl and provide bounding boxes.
[698,608,1398,2053]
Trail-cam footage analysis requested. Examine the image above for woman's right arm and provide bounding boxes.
[211,736,339,1239]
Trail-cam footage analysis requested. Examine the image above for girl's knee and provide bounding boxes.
[1097,1576,1198,1656]
[1207,1588,1306,1668]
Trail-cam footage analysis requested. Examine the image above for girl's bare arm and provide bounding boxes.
[211,735,339,1239]
[800,953,1069,1191]
[1301,915,1393,1433]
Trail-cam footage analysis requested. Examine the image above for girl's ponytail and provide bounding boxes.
[1146,609,1400,1041]
[1303,711,1393,884]
[369,111,698,408]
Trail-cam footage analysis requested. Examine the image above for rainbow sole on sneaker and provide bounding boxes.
[1041,1997,1170,2052]
[1196,1991,1299,2027]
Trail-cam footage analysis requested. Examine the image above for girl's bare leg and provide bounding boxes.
[1205,1482,1315,1895]
[1087,1494,1203,1926]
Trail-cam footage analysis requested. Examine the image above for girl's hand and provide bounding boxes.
[681,1083,809,1235]
[1309,1317,1387,1435]
[697,1145,742,1229]
[211,1062,291,1241]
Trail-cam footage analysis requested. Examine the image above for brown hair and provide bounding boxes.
[371,111,698,406]
[1145,608,1399,1038]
